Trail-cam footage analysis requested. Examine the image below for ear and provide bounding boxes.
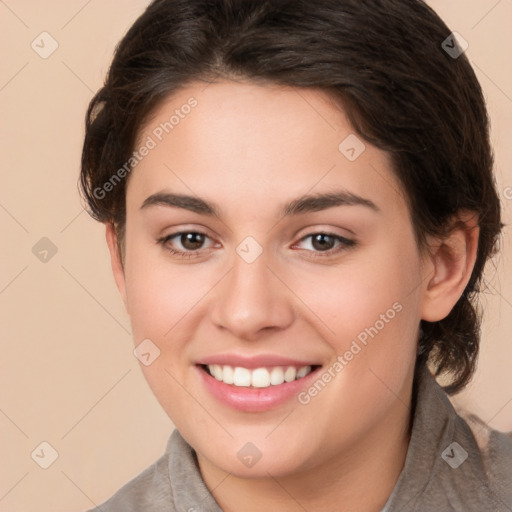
[105,223,128,312]
[421,211,479,322]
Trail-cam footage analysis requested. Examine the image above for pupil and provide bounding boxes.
[182,233,204,250]
[312,234,333,251]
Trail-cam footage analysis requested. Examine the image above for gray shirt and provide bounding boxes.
[88,367,512,511]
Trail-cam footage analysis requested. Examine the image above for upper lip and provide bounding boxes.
[197,354,321,369]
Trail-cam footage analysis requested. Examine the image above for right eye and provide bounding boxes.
[158,231,216,259]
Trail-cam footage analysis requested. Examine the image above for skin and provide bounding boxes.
[105,80,479,512]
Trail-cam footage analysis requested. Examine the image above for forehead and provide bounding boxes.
[128,80,406,220]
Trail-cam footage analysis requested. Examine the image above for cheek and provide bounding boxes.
[298,240,422,343]
[122,248,210,415]
[123,243,210,342]
[293,235,423,411]
[288,246,422,443]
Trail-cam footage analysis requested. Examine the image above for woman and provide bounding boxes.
[80,0,511,510]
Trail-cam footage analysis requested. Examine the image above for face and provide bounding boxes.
[111,80,429,478]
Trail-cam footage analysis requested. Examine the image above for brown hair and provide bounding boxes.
[80,0,503,394]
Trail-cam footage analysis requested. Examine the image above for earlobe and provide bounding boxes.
[421,211,479,322]
[105,224,128,311]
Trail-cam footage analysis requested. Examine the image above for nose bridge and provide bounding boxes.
[210,248,294,339]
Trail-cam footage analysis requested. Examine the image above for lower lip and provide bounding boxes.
[197,365,321,412]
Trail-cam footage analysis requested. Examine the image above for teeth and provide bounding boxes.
[284,367,297,382]
[206,364,313,388]
[212,364,223,381]
[222,365,234,384]
[296,366,310,379]
[233,367,251,387]
[270,367,285,385]
[251,368,270,388]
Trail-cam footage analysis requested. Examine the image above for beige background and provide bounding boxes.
[0,1,511,510]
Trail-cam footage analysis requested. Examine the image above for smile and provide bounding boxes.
[196,358,322,412]
[203,364,315,388]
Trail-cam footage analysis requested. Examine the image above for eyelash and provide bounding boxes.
[157,230,356,260]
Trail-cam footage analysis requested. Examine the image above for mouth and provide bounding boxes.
[196,359,323,412]
[200,363,320,388]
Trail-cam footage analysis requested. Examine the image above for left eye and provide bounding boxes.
[160,231,213,253]
[295,233,354,253]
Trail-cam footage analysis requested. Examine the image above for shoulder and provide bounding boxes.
[418,375,512,511]
[85,448,175,512]
[84,429,222,512]
[85,430,182,512]
[383,368,512,512]
[458,409,512,505]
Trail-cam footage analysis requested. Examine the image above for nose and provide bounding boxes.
[209,250,295,341]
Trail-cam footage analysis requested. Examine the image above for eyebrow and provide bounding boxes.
[140,190,380,217]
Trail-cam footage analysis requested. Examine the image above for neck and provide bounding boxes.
[197,387,413,512]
